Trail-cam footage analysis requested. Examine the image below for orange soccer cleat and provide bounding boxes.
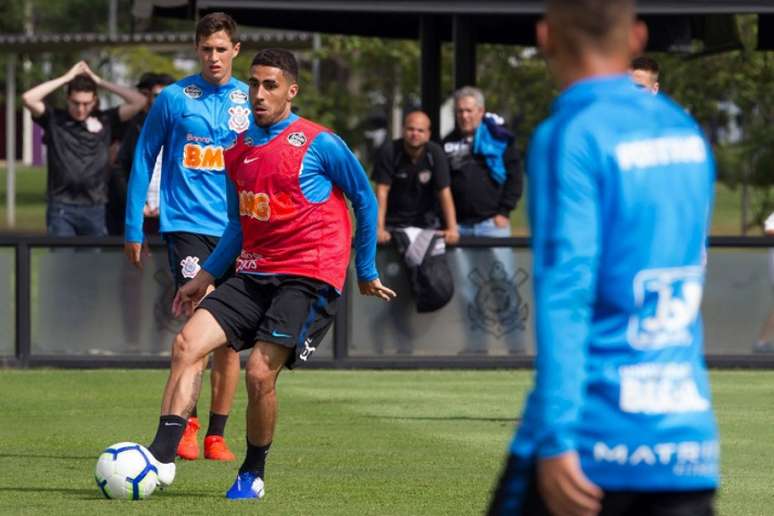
[176,416,200,460]
[204,435,236,461]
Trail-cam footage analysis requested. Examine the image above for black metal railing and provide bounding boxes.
[0,235,772,369]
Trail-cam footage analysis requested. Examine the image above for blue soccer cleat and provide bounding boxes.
[225,471,265,500]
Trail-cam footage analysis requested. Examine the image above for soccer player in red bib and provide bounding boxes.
[141,48,395,499]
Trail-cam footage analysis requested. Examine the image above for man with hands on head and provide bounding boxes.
[22,60,145,236]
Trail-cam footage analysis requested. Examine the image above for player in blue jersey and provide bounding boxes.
[488,1,718,515]
[124,12,248,462]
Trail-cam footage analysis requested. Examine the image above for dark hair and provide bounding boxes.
[155,73,175,86]
[195,12,239,45]
[67,73,97,96]
[546,0,635,54]
[137,72,176,91]
[631,56,660,76]
[251,48,299,82]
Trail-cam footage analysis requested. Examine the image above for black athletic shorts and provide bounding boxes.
[488,454,715,516]
[164,232,233,289]
[197,273,339,368]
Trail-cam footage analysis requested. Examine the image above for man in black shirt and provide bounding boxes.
[22,60,145,236]
[371,111,457,352]
[373,110,459,243]
[110,72,175,236]
[442,86,522,237]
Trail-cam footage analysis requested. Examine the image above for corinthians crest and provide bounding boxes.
[468,261,529,338]
[287,132,307,147]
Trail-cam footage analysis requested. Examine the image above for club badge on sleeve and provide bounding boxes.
[287,132,307,147]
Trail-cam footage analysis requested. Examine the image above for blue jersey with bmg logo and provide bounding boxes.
[511,75,718,490]
[125,74,251,243]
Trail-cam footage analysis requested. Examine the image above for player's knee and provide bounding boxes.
[171,331,201,366]
[245,360,275,397]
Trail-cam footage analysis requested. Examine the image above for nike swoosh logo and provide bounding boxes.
[271,330,292,338]
[164,422,183,427]
[244,156,258,164]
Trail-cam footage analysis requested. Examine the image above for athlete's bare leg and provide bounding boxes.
[202,284,240,415]
[210,346,240,414]
[224,341,288,498]
[244,341,292,445]
[148,309,230,480]
[161,309,229,417]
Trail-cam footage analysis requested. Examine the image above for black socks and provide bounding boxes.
[148,415,187,463]
[147,411,230,463]
[239,440,271,478]
[206,412,229,437]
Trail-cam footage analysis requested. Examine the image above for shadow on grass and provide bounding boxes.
[372,415,519,423]
[0,453,94,460]
[0,487,97,498]
[0,486,212,499]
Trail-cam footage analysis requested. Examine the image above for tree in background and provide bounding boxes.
[0,0,194,108]
[290,35,420,160]
[1,4,771,233]
[651,15,774,232]
[476,45,555,156]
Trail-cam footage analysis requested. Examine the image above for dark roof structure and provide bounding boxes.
[140,0,774,16]
[137,0,774,47]
[137,0,774,138]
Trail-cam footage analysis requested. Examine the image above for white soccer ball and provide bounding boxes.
[95,442,158,500]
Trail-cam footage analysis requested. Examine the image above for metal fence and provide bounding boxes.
[0,235,772,368]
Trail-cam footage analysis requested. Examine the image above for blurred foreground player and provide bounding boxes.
[143,48,395,499]
[125,13,248,462]
[488,1,718,515]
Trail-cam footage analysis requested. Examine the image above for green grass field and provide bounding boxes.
[0,166,49,232]
[0,370,772,515]
[0,165,762,235]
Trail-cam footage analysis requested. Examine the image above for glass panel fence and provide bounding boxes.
[28,246,333,359]
[0,248,14,356]
[18,243,774,360]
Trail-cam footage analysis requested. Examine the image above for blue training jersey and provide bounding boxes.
[125,74,251,242]
[203,112,379,285]
[511,75,718,491]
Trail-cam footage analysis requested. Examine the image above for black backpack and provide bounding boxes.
[391,230,455,313]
